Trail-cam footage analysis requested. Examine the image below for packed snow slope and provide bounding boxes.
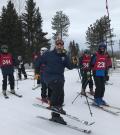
[0,68,120,135]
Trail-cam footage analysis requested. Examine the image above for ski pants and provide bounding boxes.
[82,72,93,90]
[2,73,15,91]
[18,68,27,79]
[41,81,52,99]
[93,75,105,98]
[48,79,64,107]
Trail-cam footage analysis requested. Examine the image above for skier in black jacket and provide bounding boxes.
[35,39,78,125]
[17,56,27,80]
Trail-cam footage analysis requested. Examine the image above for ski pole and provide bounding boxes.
[72,92,81,104]
[72,80,88,104]
[16,69,19,90]
[77,68,81,80]
[84,93,93,117]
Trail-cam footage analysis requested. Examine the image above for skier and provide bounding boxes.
[0,44,16,98]
[35,39,77,125]
[32,51,41,86]
[79,49,94,95]
[17,55,27,80]
[91,42,108,105]
[37,47,52,103]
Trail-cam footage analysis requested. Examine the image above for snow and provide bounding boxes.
[0,68,120,135]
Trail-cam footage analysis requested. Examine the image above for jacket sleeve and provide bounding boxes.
[34,54,47,74]
[90,54,96,69]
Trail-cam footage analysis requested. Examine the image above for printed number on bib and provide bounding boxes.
[97,62,105,68]
[83,63,89,68]
[2,60,11,65]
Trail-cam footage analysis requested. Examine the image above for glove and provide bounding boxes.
[34,74,40,80]
[61,49,67,54]
[60,49,67,56]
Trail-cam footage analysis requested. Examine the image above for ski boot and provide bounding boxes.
[80,89,86,95]
[93,98,103,106]
[2,90,9,98]
[50,112,67,125]
[41,97,48,104]
[100,98,107,105]
[11,89,15,94]
[89,89,95,96]
[50,106,66,115]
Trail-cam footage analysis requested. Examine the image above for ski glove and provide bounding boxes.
[34,74,40,80]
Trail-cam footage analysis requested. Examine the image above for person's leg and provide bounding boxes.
[81,72,88,94]
[9,73,15,93]
[2,74,7,95]
[21,68,27,79]
[94,77,101,98]
[41,82,47,98]
[88,78,94,95]
[49,79,64,107]
[18,68,22,80]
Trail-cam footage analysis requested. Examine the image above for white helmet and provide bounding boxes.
[18,55,22,60]
[40,47,48,55]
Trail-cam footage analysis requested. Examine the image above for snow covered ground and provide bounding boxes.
[0,68,120,135]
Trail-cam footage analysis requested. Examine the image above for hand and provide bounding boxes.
[61,49,67,56]
[34,74,40,80]
[61,49,67,54]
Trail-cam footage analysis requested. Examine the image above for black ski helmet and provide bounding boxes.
[84,49,90,54]
[98,42,106,49]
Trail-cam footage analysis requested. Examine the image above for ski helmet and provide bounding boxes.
[40,47,48,55]
[84,49,90,54]
[98,42,106,49]
[1,44,8,53]
[18,55,22,60]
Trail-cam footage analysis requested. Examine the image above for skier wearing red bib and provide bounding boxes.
[0,44,16,97]
[91,42,108,105]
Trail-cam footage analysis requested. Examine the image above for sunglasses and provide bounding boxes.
[56,42,64,46]
[2,48,8,49]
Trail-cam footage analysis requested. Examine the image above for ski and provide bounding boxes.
[36,97,65,106]
[37,115,91,134]
[91,103,119,116]
[32,85,41,90]
[9,91,22,98]
[33,103,95,126]
[82,92,120,111]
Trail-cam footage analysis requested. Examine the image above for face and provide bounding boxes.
[1,47,8,53]
[99,47,106,54]
[55,41,64,53]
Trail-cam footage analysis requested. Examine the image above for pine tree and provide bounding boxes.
[51,11,70,40]
[0,0,24,56]
[22,0,50,62]
[86,15,114,53]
